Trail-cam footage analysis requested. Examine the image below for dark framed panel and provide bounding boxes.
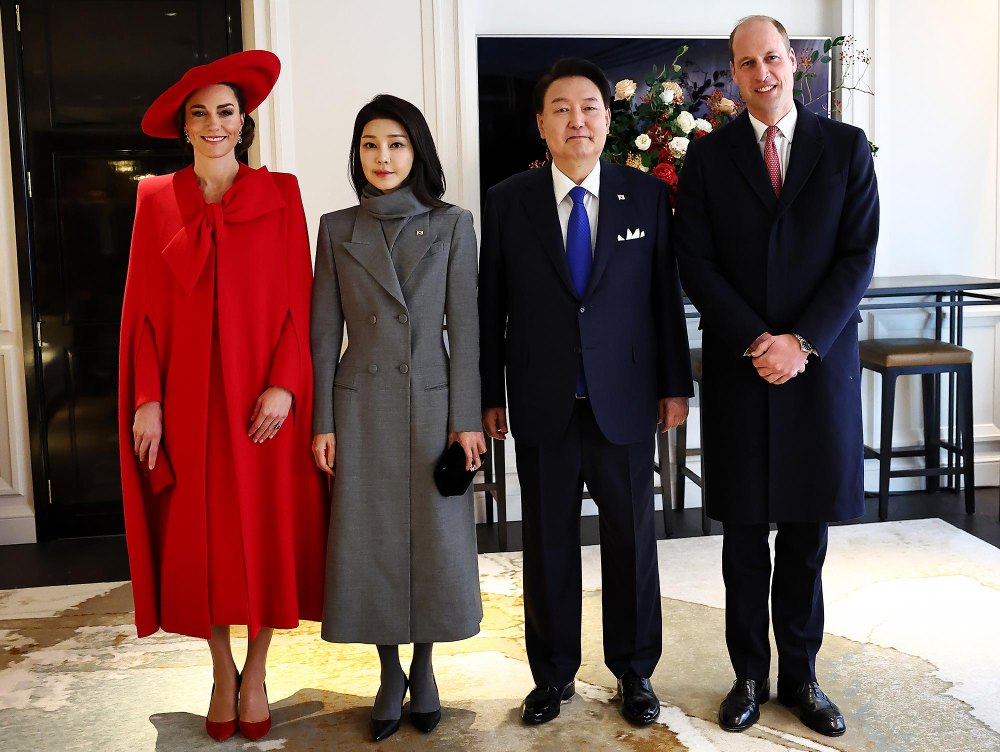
[477,36,830,201]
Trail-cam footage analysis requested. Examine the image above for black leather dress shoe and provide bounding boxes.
[617,670,661,726]
[778,681,846,737]
[719,678,769,732]
[520,681,575,725]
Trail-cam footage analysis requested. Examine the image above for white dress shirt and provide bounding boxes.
[748,105,797,181]
[552,161,600,255]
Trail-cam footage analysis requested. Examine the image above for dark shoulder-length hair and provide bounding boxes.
[348,94,448,207]
[173,81,255,159]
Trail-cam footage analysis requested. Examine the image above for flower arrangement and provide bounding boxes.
[603,46,739,203]
[794,35,877,155]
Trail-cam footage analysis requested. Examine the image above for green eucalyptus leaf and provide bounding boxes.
[823,38,832,53]
[811,49,819,63]
[821,55,831,64]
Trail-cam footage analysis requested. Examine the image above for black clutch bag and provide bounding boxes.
[434,441,476,496]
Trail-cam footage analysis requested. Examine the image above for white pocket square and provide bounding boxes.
[617,228,646,241]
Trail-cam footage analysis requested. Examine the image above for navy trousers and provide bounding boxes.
[721,521,829,687]
[515,399,661,686]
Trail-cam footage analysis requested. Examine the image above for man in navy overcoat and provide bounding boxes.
[674,16,879,738]
[479,58,692,727]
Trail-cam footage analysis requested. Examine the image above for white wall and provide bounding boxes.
[862,0,1000,489]
[244,0,428,233]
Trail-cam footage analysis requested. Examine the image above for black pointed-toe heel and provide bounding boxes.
[370,678,408,742]
[410,706,442,733]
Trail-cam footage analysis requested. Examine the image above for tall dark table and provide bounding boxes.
[861,275,1000,344]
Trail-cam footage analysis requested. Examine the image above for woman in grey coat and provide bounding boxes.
[311,95,485,742]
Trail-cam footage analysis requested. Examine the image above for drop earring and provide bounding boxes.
[237,129,242,144]
[183,128,190,143]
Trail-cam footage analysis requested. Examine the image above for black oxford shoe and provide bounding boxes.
[778,681,846,737]
[719,678,770,732]
[617,670,661,726]
[520,681,575,725]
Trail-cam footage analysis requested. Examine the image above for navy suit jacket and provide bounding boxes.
[674,103,879,522]
[479,160,692,447]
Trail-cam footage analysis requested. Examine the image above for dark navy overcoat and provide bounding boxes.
[674,102,879,523]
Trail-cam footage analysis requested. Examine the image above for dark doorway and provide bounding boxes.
[2,0,242,539]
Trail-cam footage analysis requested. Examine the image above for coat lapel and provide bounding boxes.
[728,111,779,212]
[520,164,578,298]
[586,161,624,298]
[776,103,823,215]
[392,212,437,289]
[342,209,407,308]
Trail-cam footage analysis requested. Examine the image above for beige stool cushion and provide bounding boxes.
[859,338,972,368]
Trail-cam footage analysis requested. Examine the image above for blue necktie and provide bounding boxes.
[566,185,591,395]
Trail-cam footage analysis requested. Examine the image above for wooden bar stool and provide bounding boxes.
[673,349,711,534]
[859,338,975,521]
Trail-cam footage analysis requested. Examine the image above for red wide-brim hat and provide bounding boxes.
[141,50,280,139]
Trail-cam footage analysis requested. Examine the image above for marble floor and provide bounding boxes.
[1,518,998,751]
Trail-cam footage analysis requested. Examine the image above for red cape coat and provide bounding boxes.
[118,163,327,639]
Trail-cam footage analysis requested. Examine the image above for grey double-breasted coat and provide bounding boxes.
[311,197,482,644]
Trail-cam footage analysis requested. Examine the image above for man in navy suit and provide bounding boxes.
[675,16,879,737]
[479,58,692,727]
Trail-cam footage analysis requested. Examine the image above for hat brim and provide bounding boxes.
[141,50,280,139]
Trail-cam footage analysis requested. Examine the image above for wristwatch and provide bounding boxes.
[792,333,816,355]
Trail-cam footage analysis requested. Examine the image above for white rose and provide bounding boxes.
[694,118,713,133]
[674,110,696,134]
[662,81,684,105]
[668,136,690,158]
[614,79,637,101]
[634,133,652,151]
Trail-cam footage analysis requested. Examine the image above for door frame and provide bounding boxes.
[0,0,244,540]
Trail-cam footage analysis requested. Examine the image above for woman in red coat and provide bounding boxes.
[118,51,326,742]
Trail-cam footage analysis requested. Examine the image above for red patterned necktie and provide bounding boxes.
[764,125,782,196]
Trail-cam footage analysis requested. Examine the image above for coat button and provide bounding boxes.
[397,314,408,323]
[579,306,586,313]
[369,314,377,324]
[399,363,409,374]
[368,364,379,374]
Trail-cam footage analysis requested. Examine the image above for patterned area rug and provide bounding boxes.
[1,518,998,751]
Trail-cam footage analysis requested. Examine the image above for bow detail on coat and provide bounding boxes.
[161,166,287,296]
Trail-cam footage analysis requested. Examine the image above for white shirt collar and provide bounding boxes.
[748,105,798,144]
[552,160,601,204]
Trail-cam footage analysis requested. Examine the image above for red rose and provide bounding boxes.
[693,128,709,139]
[652,162,678,186]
